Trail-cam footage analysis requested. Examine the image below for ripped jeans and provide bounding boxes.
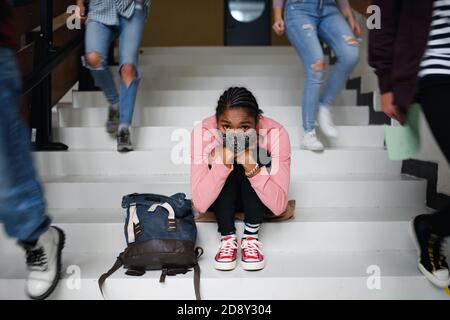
[285,0,359,132]
[84,7,146,126]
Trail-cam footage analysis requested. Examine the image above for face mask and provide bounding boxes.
[222,130,257,154]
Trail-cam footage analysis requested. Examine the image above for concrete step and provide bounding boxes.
[138,54,301,66]
[71,89,358,108]
[79,75,347,90]
[58,105,369,127]
[1,249,448,300]
[37,174,426,209]
[0,215,423,253]
[54,125,385,150]
[33,149,401,177]
[111,65,308,78]
[139,46,298,56]
[45,207,433,224]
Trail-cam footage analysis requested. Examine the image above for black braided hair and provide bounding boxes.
[216,87,263,123]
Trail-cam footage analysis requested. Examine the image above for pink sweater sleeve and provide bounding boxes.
[190,124,234,214]
[247,126,291,216]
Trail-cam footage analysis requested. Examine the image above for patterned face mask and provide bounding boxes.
[222,130,258,154]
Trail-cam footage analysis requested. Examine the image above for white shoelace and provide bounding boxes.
[217,238,238,258]
[241,239,263,258]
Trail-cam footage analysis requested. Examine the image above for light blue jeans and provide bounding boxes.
[84,6,147,126]
[285,0,359,132]
[0,48,51,242]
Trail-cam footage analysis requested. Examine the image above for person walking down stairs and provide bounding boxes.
[369,0,450,289]
[272,0,361,151]
[190,87,291,272]
[0,0,66,300]
[76,0,150,152]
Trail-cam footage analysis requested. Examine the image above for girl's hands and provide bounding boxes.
[210,146,235,168]
[235,141,258,167]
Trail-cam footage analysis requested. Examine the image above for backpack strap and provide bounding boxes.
[194,247,204,301]
[98,255,124,299]
[193,263,201,300]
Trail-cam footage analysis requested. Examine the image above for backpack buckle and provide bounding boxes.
[167,219,177,232]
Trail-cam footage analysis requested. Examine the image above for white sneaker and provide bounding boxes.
[302,129,324,151]
[318,106,338,138]
[23,226,65,300]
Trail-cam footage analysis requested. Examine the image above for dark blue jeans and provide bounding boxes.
[0,47,51,242]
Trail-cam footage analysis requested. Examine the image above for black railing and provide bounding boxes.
[19,0,83,151]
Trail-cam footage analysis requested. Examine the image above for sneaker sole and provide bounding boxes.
[319,128,339,138]
[409,218,450,288]
[117,146,134,153]
[301,145,324,152]
[28,227,66,300]
[214,260,237,271]
[241,260,265,271]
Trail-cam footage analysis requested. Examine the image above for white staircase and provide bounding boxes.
[1,47,449,300]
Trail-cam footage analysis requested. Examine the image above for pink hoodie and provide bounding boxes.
[190,115,291,216]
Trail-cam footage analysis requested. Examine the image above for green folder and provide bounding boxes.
[384,104,421,161]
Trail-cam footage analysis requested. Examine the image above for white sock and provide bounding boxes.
[118,124,130,133]
[244,223,260,239]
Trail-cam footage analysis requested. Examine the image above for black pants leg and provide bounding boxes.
[209,164,267,236]
[418,75,450,237]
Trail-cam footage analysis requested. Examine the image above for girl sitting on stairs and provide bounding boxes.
[272,0,361,151]
[190,87,291,271]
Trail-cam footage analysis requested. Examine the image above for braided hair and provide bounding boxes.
[216,87,263,123]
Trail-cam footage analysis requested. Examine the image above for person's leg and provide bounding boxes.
[418,75,450,237]
[239,166,266,238]
[210,166,240,236]
[0,48,64,300]
[84,20,119,134]
[209,165,240,271]
[410,75,450,288]
[117,7,147,131]
[284,3,325,150]
[0,48,50,242]
[318,3,359,108]
[238,165,266,271]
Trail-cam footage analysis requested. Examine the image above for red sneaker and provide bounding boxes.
[241,237,265,271]
[214,236,238,271]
